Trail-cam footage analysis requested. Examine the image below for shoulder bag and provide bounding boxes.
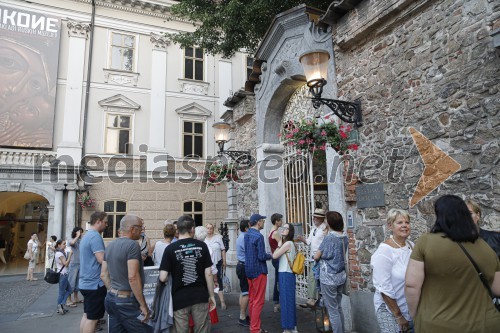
[341,236,351,296]
[44,254,63,284]
[24,249,31,260]
[457,242,500,312]
[285,242,305,275]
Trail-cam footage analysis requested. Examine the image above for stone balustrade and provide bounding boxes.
[0,150,57,167]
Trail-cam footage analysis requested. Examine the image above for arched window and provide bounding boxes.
[183,201,203,227]
[103,200,127,238]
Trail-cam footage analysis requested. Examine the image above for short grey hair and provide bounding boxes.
[119,215,141,232]
[387,209,410,225]
[194,226,208,241]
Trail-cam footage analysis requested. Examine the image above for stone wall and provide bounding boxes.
[227,92,259,219]
[334,0,499,292]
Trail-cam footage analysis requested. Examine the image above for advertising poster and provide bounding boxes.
[0,5,61,148]
[143,266,160,312]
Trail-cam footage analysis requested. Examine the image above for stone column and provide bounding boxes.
[53,185,65,239]
[147,33,169,171]
[65,184,78,240]
[47,205,55,239]
[57,20,90,165]
[326,146,347,219]
[224,181,239,291]
[256,143,286,300]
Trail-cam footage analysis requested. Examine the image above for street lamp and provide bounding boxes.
[299,50,362,127]
[212,121,253,164]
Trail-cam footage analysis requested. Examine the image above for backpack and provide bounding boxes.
[285,242,305,275]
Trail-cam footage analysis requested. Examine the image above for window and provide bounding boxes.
[110,33,135,71]
[103,200,127,239]
[183,121,204,157]
[184,47,204,81]
[183,201,203,227]
[105,114,131,154]
[246,56,254,80]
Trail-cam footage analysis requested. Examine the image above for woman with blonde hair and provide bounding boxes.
[371,208,414,333]
[466,200,500,258]
[204,222,227,309]
[26,232,40,281]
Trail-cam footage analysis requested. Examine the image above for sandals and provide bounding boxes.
[66,302,77,307]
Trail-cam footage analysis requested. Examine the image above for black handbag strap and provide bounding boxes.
[457,242,494,298]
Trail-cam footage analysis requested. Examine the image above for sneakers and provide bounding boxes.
[56,304,68,315]
[238,316,250,327]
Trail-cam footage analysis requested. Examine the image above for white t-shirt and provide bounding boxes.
[204,234,225,264]
[153,240,170,266]
[370,241,414,321]
[55,250,68,274]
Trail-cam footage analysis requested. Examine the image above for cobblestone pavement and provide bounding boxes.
[0,274,341,333]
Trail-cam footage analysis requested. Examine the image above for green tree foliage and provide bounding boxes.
[166,0,330,57]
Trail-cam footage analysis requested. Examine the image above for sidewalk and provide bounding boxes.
[0,273,345,333]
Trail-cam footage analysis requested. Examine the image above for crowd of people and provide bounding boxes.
[23,193,498,333]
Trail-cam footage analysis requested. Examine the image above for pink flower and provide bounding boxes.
[325,115,330,119]
[348,144,359,151]
[286,134,293,139]
[320,145,326,150]
[340,131,348,139]
[321,130,327,136]
[298,139,305,145]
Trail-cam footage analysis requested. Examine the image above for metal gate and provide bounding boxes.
[283,145,314,300]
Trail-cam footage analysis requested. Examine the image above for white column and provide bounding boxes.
[147,33,169,171]
[256,143,286,300]
[57,20,90,165]
[218,60,232,119]
[53,185,65,239]
[47,205,55,239]
[224,182,239,291]
[326,147,347,218]
[65,185,78,240]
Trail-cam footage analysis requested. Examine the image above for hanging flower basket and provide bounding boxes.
[78,193,96,209]
[203,161,241,186]
[279,116,359,155]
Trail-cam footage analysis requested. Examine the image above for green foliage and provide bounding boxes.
[204,161,241,185]
[166,0,330,57]
[280,116,359,156]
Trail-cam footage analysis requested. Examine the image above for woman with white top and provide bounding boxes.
[26,232,39,281]
[370,209,414,333]
[272,223,298,333]
[45,235,57,271]
[55,239,72,315]
[205,223,227,309]
[153,224,176,266]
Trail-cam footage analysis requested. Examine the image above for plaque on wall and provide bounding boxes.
[356,183,385,209]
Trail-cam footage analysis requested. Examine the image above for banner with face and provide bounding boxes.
[0,5,61,149]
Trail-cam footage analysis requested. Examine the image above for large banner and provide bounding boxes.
[0,5,61,149]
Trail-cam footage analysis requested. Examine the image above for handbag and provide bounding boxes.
[457,243,500,312]
[285,242,305,275]
[341,236,351,296]
[24,250,31,260]
[44,254,63,284]
[222,269,231,293]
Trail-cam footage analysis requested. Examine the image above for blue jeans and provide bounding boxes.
[271,258,280,303]
[57,273,72,305]
[105,293,152,333]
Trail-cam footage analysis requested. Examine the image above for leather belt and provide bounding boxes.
[108,288,132,298]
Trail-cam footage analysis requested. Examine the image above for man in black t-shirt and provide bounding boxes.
[159,215,215,333]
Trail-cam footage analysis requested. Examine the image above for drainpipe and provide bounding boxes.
[78,0,96,226]
[81,0,95,159]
